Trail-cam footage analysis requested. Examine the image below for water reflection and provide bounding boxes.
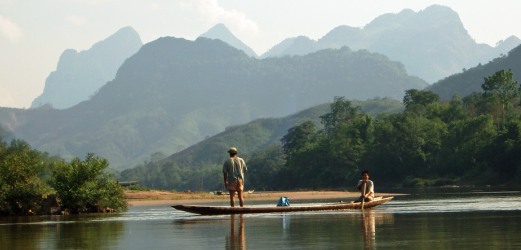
[226,214,246,249]
[0,214,125,249]
[49,220,124,249]
[2,192,520,249]
[361,211,376,249]
[282,214,290,229]
[361,210,395,249]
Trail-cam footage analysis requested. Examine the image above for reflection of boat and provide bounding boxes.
[172,196,393,215]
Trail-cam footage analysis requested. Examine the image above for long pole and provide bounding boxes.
[361,182,366,210]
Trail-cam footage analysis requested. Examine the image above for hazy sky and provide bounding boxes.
[1,0,520,108]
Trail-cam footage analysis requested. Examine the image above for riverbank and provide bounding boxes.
[124,190,401,206]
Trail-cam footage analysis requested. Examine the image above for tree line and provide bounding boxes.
[0,138,126,216]
[122,69,521,191]
[247,69,521,190]
[5,69,520,205]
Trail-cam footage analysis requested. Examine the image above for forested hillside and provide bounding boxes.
[429,44,521,100]
[2,37,425,170]
[119,98,404,190]
[122,70,521,191]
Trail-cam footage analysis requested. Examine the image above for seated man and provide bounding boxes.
[355,170,374,202]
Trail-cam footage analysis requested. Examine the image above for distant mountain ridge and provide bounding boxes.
[199,23,257,57]
[9,4,520,171]
[120,98,404,190]
[3,37,426,169]
[428,44,521,99]
[261,5,520,83]
[27,5,520,111]
[30,27,143,109]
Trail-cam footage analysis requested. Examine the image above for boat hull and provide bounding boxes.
[172,196,393,215]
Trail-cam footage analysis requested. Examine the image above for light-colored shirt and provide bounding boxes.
[223,156,247,182]
[357,180,374,198]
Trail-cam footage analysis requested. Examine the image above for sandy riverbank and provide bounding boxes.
[124,190,401,206]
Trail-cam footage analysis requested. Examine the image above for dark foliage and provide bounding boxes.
[0,138,126,216]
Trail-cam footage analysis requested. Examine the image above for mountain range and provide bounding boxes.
[259,5,520,83]
[1,37,425,170]
[30,27,143,109]
[134,41,521,189]
[125,40,521,172]
[199,23,257,58]
[2,4,521,173]
[29,5,520,111]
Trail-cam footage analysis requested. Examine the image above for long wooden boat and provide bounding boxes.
[172,196,393,215]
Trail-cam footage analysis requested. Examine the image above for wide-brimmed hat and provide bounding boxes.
[227,146,238,154]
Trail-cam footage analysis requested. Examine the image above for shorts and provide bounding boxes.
[227,179,244,192]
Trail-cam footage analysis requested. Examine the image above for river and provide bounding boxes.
[1,190,520,249]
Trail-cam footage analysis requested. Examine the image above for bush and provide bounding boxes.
[50,153,127,214]
[0,140,52,216]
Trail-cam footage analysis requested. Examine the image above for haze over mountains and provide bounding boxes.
[199,23,257,58]
[119,98,404,190]
[29,5,519,110]
[1,4,520,172]
[261,5,520,83]
[429,44,521,100]
[120,42,521,189]
[30,27,142,110]
[1,36,425,169]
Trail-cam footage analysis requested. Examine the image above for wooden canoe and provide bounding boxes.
[172,196,393,215]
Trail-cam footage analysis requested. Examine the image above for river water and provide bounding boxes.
[1,190,520,249]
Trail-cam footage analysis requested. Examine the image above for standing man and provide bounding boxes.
[223,146,247,207]
[356,170,374,202]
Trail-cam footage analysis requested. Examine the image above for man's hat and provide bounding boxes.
[227,146,238,154]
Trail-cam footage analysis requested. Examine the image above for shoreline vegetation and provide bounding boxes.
[124,190,402,206]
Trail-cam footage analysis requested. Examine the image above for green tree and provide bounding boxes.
[319,97,374,186]
[50,153,126,213]
[441,95,468,123]
[320,96,362,135]
[368,112,446,186]
[280,121,322,188]
[320,97,372,161]
[437,115,496,178]
[483,120,521,182]
[279,98,376,189]
[247,144,286,190]
[481,69,520,129]
[281,121,318,158]
[403,89,440,113]
[0,140,51,215]
[328,114,373,166]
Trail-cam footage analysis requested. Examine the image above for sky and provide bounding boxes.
[1,0,520,109]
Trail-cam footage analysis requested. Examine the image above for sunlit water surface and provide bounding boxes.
[1,191,520,249]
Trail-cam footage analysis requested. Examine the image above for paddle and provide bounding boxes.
[361,182,366,210]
